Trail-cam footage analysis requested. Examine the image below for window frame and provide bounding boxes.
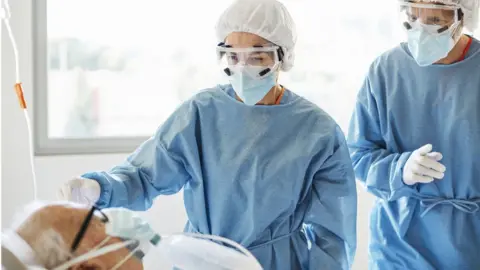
[33,0,148,156]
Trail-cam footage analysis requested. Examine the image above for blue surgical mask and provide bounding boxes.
[228,66,277,105]
[407,23,458,66]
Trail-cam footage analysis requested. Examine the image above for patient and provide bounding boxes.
[1,202,143,270]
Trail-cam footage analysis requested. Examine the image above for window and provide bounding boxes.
[35,0,232,154]
[36,0,472,155]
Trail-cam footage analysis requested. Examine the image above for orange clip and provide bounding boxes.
[15,83,27,109]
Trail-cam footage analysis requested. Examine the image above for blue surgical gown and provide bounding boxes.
[84,85,357,269]
[348,37,480,270]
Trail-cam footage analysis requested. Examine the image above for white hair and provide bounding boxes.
[29,229,71,269]
[9,201,77,268]
[9,201,49,229]
[10,200,89,229]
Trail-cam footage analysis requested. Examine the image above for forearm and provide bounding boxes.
[83,170,155,210]
[350,146,414,201]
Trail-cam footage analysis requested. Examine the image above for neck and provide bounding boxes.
[436,34,470,65]
[235,84,283,105]
[257,85,282,105]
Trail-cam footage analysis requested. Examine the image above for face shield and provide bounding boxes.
[216,43,284,105]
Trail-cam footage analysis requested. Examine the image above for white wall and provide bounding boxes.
[1,0,373,269]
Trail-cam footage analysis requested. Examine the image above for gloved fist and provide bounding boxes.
[58,177,101,205]
[403,144,446,186]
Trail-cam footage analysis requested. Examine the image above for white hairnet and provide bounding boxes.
[215,0,297,71]
[402,0,479,32]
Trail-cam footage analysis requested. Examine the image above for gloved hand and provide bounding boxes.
[58,177,101,205]
[403,144,446,186]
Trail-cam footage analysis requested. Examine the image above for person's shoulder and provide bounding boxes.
[361,43,412,98]
[175,85,226,110]
[291,95,346,150]
[195,85,225,98]
[368,43,409,74]
[156,86,227,139]
[466,36,480,60]
[288,92,340,132]
[187,85,231,104]
[289,92,329,114]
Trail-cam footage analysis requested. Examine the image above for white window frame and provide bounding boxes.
[34,0,149,155]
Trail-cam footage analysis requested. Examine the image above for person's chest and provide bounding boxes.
[375,68,480,153]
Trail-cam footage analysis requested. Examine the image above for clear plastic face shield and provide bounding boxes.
[399,2,463,34]
[216,43,284,105]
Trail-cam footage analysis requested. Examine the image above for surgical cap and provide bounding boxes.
[402,0,480,32]
[215,0,297,71]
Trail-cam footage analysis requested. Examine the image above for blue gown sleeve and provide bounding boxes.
[84,103,194,210]
[347,76,414,201]
[304,126,357,270]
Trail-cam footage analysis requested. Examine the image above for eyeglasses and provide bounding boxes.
[71,206,109,253]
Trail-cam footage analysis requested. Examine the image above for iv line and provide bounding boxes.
[2,0,38,200]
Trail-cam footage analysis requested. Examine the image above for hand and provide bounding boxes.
[58,177,101,205]
[403,144,446,186]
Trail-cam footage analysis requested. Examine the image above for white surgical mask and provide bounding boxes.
[228,66,277,105]
[407,22,461,66]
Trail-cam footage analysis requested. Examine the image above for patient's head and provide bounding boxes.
[12,202,143,269]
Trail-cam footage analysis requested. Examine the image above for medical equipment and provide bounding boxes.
[52,238,140,270]
[1,0,37,200]
[4,233,262,270]
[399,2,462,27]
[102,208,263,270]
[398,2,466,65]
[156,233,263,270]
[406,21,462,66]
[216,45,283,105]
[217,45,283,77]
[53,207,263,270]
[226,65,277,105]
[398,0,479,32]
